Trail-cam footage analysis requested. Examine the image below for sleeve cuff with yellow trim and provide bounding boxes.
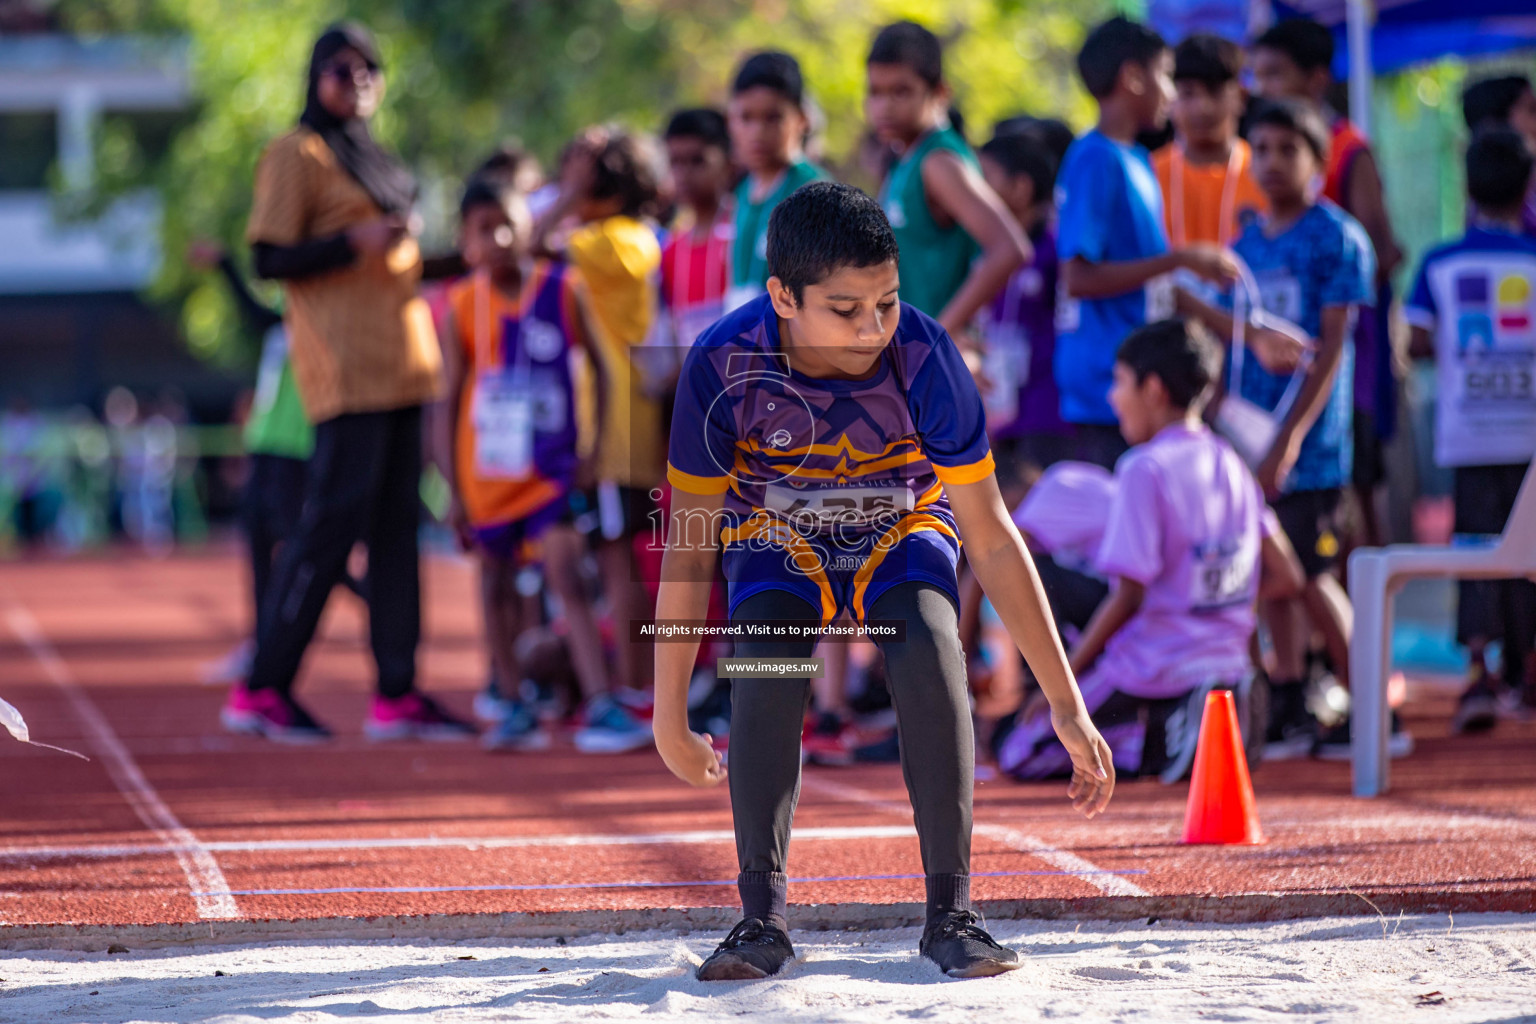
[667,463,732,495]
[930,451,996,486]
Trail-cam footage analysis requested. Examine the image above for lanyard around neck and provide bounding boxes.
[475,270,533,385]
[1170,143,1243,249]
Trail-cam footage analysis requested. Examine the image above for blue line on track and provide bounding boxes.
[198,869,1149,898]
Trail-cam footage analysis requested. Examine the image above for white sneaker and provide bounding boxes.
[574,696,653,754]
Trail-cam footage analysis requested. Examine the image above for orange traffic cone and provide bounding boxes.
[1181,690,1264,845]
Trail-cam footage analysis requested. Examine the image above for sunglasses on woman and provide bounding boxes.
[321,59,378,83]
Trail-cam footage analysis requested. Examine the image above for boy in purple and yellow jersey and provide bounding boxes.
[654,182,1113,982]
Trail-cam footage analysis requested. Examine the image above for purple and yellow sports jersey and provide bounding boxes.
[666,293,994,535]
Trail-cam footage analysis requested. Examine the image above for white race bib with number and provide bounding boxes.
[763,482,915,527]
[472,374,534,480]
[1256,272,1303,324]
[1188,538,1256,611]
[724,284,762,313]
[981,324,1030,427]
[1144,272,1176,322]
[1054,276,1081,333]
[252,326,289,419]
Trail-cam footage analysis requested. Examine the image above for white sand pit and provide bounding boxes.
[2,913,1534,1022]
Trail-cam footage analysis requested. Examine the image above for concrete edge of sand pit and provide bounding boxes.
[3,890,1533,951]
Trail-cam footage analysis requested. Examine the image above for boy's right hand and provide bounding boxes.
[1050,706,1115,818]
[1177,244,1241,286]
[1249,316,1312,374]
[656,723,728,788]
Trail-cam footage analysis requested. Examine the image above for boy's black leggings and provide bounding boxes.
[728,582,973,930]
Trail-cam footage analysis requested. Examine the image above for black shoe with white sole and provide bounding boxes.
[1313,712,1414,761]
[1263,681,1317,761]
[920,910,1021,978]
[1452,673,1499,735]
[696,918,795,981]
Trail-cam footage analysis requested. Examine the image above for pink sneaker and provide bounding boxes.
[364,691,477,742]
[221,686,331,743]
[612,688,655,721]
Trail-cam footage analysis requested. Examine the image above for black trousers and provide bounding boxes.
[242,453,307,644]
[247,406,423,699]
[728,582,973,925]
[1455,463,1536,688]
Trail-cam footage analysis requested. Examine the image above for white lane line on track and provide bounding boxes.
[800,775,1150,898]
[2,602,240,920]
[0,825,924,861]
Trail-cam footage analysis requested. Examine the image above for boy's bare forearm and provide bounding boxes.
[1176,288,1235,339]
[938,243,1026,335]
[1278,308,1347,446]
[1065,253,1180,299]
[653,549,718,733]
[1068,581,1142,678]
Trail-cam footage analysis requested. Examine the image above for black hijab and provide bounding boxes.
[299,22,417,216]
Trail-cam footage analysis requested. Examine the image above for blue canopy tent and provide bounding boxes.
[1145,0,1536,135]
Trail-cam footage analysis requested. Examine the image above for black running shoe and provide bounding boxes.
[696,918,795,981]
[1313,712,1414,761]
[920,910,1021,978]
[1263,682,1317,761]
[1452,671,1499,735]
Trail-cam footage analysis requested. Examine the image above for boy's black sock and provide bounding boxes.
[925,873,971,925]
[738,870,788,932]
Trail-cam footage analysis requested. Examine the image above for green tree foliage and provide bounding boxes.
[57,0,1105,365]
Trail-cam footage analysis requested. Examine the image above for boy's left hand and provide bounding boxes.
[1050,707,1115,818]
[1255,439,1298,499]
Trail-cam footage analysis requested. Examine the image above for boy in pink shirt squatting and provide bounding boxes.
[997,318,1301,782]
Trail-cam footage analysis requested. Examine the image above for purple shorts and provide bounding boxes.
[472,493,578,562]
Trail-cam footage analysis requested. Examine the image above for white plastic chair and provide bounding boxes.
[1347,461,1536,796]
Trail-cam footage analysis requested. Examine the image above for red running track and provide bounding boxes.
[1,548,1534,938]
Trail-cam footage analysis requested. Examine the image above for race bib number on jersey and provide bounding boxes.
[763,481,916,528]
[1144,273,1176,322]
[724,283,762,313]
[981,323,1029,427]
[1455,352,1536,405]
[1188,538,1256,611]
[1055,276,1081,333]
[252,326,289,418]
[1256,272,1303,325]
[471,374,534,480]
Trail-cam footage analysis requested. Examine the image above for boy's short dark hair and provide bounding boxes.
[868,20,943,88]
[732,50,806,107]
[473,142,534,183]
[980,133,1059,206]
[1254,19,1334,74]
[589,131,662,220]
[766,181,899,304]
[1076,16,1167,100]
[459,174,520,221]
[1174,32,1243,89]
[1117,318,1220,410]
[1466,128,1535,211]
[993,115,1076,169]
[1246,98,1330,163]
[1462,75,1533,132]
[664,107,730,151]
